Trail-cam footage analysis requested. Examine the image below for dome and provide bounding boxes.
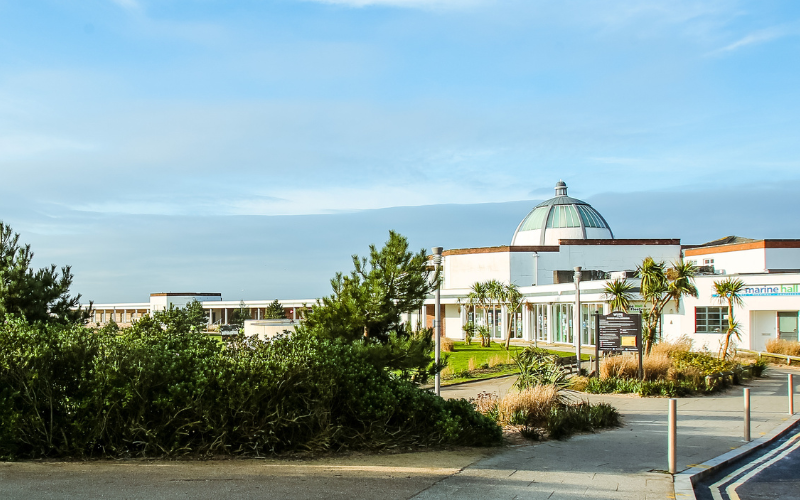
[511,181,613,246]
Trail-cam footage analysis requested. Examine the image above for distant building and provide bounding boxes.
[85,181,800,352]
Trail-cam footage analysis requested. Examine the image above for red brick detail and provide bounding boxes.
[558,239,681,246]
[685,239,800,257]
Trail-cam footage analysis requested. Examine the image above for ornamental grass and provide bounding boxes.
[766,339,800,357]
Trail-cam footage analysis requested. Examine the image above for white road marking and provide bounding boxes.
[726,437,800,500]
[708,429,800,500]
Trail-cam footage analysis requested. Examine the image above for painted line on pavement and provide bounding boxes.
[724,434,800,500]
[707,429,800,500]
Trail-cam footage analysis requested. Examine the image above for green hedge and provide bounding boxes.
[0,318,501,459]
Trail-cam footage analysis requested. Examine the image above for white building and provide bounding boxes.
[85,181,800,353]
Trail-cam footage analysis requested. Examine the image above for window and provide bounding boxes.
[696,306,726,333]
[703,258,715,265]
[519,206,550,231]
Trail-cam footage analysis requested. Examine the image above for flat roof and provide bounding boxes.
[150,292,222,297]
[685,240,800,257]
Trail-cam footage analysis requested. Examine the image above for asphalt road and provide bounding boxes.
[695,426,800,500]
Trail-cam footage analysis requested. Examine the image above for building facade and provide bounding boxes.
[85,181,800,353]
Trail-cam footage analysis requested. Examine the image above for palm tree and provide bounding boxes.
[485,279,505,340]
[638,258,698,355]
[503,283,524,350]
[714,277,745,360]
[603,278,634,312]
[465,281,489,340]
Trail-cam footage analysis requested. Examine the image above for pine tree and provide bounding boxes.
[264,299,286,319]
[299,231,440,382]
[0,221,90,324]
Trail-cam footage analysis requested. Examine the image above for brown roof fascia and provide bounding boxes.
[684,239,800,256]
[558,239,681,246]
[442,245,560,256]
[150,292,223,297]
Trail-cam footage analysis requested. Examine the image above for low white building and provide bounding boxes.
[84,181,800,353]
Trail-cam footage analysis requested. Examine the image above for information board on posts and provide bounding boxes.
[596,312,641,352]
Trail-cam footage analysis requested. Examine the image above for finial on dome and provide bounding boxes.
[555,180,568,196]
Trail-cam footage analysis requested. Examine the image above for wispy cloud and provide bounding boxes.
[709,25,794,55]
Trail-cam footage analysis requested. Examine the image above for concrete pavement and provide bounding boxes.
[416,366,800,499]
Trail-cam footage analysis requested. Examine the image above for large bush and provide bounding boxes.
[0,318,500,459]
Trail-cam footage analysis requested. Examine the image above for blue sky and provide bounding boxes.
[1,1,799,302]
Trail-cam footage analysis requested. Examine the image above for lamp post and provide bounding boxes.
[432,247,443,396]
[574,266,582,374]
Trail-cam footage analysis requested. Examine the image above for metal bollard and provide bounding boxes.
[668,398,677,474]
[744,388,751,442]
[790,374,795,415]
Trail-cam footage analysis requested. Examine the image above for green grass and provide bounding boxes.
[437,342,590,386]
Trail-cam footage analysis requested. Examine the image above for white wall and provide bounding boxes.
[444,304,463,339]
[685,248,766,275]
[445,252,511,289]
[681,274,800,351]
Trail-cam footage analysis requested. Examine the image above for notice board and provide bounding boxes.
[596,312,641,352]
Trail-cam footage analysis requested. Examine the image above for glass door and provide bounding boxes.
[779,312,798,342]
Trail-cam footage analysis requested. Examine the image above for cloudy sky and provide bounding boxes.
[1,0,799,302]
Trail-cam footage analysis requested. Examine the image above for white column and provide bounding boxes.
[522,303,530,341]
[224,308,228,324]
[459,304,467,340]
[547,303,554,343]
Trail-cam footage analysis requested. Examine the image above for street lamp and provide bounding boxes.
[574,266,582,374]
[432,246,443,396]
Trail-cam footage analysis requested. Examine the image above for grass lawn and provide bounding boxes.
[437,341,590,386]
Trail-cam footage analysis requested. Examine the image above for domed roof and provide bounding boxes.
[511,181,613,246]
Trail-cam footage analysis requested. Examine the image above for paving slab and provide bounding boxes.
[415,367,799,500]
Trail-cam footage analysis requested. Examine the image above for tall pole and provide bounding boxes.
[789,373,794,415]
[432,247,443,397]
[574,266,582,374]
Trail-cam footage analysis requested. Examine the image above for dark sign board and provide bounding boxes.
[596,312,641,352]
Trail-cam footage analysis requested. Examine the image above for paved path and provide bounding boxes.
[421,367,800,499]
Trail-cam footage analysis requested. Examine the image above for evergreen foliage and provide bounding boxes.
[0,314,500,459]
[0,221,90,325]
[185,299,208,332]
[299,231,440,382]
[264,299,286,319]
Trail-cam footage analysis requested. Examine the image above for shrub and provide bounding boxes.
[651,337,692,357]
[467,357,478,371]
[766,339,800,357]
[672,351,735,375]
[585,376,715,397]
[441,338,455,352]
[0,319,501,459]
[643,353,671,381]
[514,347,568,390]
[599,354,639,380]
[546,402,620,440]
[471,387,619,441]
[751,358,768,377]
[496,385,561,427]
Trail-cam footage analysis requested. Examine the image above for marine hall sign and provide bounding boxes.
[725,284,800,297]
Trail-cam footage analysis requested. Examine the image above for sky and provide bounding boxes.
[1,0,799,302]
